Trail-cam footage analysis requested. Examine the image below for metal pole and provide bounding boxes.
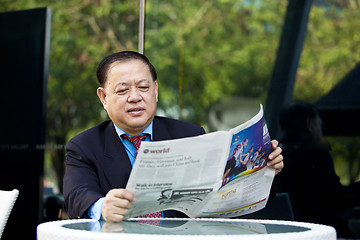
[138,0,145,54]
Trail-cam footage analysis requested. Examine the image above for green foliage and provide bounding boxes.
[326,136,360,185]
[1,0,139,191]
[1,0,359,190]
[145,0,286,126]
[294,1,360,184]
[296,1,360,101]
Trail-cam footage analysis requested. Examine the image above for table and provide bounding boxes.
[37,218,336,240]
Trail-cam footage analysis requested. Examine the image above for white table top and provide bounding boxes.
[37,218,336,240]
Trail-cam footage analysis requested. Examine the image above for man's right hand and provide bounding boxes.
[101,189,136,222]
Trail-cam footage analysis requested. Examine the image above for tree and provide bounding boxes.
[2,0,358,190]
[144,0,287,130]
[296,0,360,183]
[296,0,360,101]
[1,0,140,192]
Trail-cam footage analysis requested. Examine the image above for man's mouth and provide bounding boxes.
[128,107,143,112]
[128,107,145,115]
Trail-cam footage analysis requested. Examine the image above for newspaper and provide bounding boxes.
[125,104,275,219]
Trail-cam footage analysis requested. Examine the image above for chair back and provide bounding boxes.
[0,189,19,238]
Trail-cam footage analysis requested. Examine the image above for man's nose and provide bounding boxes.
[128,87,142,102]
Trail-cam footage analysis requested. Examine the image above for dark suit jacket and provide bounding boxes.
[63,116,205,219]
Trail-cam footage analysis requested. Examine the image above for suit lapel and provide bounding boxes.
[153,117,171,141]
[101,122,133,188]
[100,118,172,188]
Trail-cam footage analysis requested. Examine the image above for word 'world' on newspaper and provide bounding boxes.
[125,104,275,219]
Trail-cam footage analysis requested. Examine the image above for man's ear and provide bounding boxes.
[97,87,107,109]
[307,117,315,134]
[154,80,159,102]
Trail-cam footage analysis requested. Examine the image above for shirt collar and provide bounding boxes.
[114,122,153,140]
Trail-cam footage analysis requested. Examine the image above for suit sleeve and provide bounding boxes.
[63,139,105,219]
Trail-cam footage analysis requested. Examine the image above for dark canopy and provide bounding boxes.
[315,63,360,136]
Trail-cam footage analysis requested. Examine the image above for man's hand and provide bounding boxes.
[102,189,136,222]
[267,140,284,175]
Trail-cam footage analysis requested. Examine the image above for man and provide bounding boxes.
[63,51,284,222]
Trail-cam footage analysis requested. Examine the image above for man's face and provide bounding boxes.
[309,116,323,143]
[97,59,158,136]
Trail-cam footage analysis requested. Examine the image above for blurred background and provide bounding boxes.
[0,0,359,239]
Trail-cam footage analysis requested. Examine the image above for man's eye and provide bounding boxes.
[139,86,149,91]
[116,89,128,94]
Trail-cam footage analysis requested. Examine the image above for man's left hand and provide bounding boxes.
[267,140,284,175]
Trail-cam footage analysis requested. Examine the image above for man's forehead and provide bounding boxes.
[108,60,150,75]
[109,58,145,68]
[108,59,148,74]
[113,78,150,87]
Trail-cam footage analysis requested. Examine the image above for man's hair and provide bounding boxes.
[279,100,320,139]
[96,51,157,87]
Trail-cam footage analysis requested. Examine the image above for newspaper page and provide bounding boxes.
[125,104,275,218]
[197,105,275,217]
[125,131,232,218]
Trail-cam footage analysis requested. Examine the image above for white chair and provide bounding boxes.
[0,189,19,239]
